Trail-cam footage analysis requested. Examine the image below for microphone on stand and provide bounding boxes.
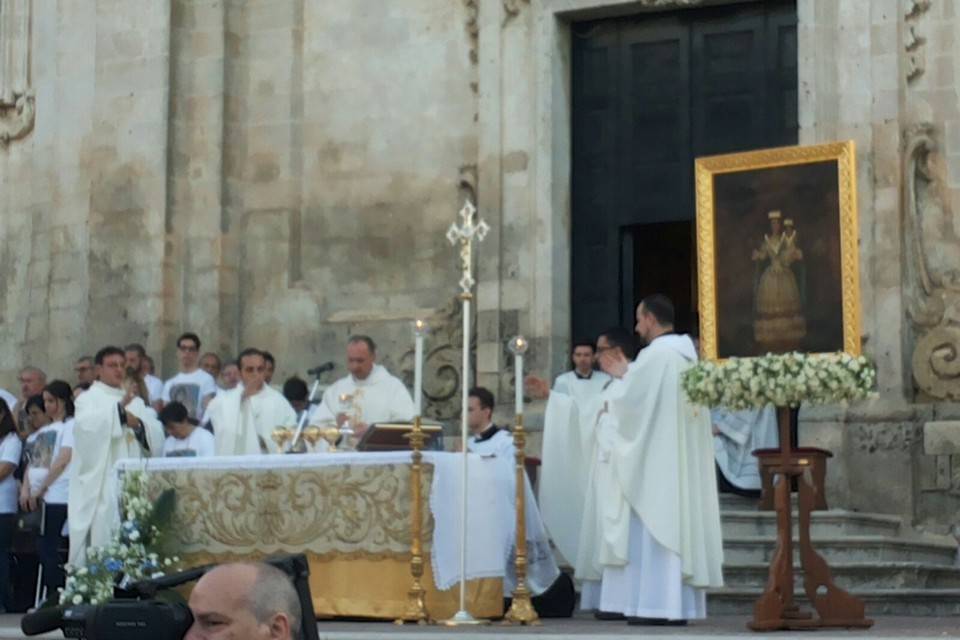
[307,362,335,377]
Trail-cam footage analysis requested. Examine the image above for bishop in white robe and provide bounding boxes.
[69,351,164,567]
[712,404,778,492]
[308,364,414,431]
[596,298,724,622]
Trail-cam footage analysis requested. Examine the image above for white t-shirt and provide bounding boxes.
[0,388,16,410]
[144,374,164,404]
[23,418,74,505]
[163,428,216,458]
[0,431,23,514]
[162,369,217,422]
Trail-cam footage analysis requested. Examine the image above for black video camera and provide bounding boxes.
[21,553,319,640]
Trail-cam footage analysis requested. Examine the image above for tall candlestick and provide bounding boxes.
[413,319,428,416]
[508,336,528,415]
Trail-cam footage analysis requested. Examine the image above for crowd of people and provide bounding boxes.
[0,293,775,627]
[0,332,418,612]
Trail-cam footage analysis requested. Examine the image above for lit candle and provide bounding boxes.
[413,319,428,416]
[507,336,529,416]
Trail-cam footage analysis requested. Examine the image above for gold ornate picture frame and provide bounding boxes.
[695,141,860,361]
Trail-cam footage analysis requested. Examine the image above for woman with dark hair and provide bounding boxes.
[23,395,50,438]
[20,381,74,596]
[0,399,23,612]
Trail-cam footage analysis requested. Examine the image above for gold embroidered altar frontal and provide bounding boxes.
[127,457,503,619]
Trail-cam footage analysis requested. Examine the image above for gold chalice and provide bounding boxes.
[321,425,341,452]
[271,427,293,452]
[302,425,323,451]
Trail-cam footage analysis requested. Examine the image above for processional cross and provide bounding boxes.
[446,200,490,297]
[440,199,491,626]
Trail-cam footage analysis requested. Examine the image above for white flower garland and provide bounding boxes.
[682,352,877,410]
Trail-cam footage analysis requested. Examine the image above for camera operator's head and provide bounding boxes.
[185,562,302,640]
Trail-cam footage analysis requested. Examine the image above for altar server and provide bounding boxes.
[206,349,297,456]
[551,341,611,400]
[308,336,414,438]
[69,346,164,566]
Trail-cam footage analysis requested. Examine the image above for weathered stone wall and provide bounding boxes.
[2,0,960,526]
[0,0,170,385]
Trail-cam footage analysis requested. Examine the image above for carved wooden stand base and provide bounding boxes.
[748,407,873,632]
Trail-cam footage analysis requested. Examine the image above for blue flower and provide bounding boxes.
[104,558,123,573]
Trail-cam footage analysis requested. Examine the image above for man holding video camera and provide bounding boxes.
[186,562,302,640]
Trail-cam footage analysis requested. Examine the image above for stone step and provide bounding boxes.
[707,587,960,617]
[722,562,960,590]
[722,536,958,565]
[721,509,902,538]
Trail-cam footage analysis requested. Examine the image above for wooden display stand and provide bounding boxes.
[748,406,873,631]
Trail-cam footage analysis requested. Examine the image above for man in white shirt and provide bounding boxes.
[552,341,611,399]
[159,401,215,457]
[161,332,218,423]
[14,366,47,436]
[308,336,414,438]
[125,343,163,407]
[206,348,297,455]
[74,356,96,387]
[69,346,164,565]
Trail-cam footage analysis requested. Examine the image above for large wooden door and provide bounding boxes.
[571,0,797,341]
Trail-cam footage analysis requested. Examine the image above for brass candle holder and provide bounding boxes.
[395,415,430,624]
[503,413,540,625]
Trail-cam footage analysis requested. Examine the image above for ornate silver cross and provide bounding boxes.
[446,199,490,296]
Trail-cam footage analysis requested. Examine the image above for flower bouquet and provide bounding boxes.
[60,470,179,605]
[682,351,877,410]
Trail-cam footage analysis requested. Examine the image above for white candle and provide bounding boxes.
[414,321,425,416]
[515,353,523,415]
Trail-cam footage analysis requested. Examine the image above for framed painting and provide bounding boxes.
[695,140,860,361]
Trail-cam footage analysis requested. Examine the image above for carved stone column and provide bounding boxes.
[0,0,35,144]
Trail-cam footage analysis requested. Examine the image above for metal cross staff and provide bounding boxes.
[440,199,490,626]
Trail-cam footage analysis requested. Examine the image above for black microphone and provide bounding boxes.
[307,362,335,376]
[21,605,72,635]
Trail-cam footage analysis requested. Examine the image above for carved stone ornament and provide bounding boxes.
[853,423,921,454]
[903,124,960,400]
[502,0,529,25]
[903,0,931,85]
[0,0,35,145]
[464,0,479,65]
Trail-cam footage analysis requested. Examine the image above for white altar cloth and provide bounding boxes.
[114,451,558,596]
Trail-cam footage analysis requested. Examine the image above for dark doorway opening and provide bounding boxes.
[570,0,798,343]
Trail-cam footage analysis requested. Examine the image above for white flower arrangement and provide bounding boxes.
[60,470,179,606]
[681,352,877,410]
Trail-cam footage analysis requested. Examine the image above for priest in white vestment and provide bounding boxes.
[69,347,164,566]
[596,295,724,624]
[528,328,638,617]
[712,404,778,493]
[206,348,297,455]
[308,335,414,438]
[551,340,611,400]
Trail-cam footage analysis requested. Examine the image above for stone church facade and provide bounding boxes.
[2,0,960,531]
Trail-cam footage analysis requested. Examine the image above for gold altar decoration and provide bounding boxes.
[503,413,540,626]
[130,462,504,620]
[395,415,430,624]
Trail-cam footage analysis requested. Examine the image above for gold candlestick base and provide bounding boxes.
[502,412,541,626]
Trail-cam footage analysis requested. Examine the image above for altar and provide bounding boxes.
[115,451,558,620]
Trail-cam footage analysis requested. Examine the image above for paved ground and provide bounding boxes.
[4,612,959,639]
